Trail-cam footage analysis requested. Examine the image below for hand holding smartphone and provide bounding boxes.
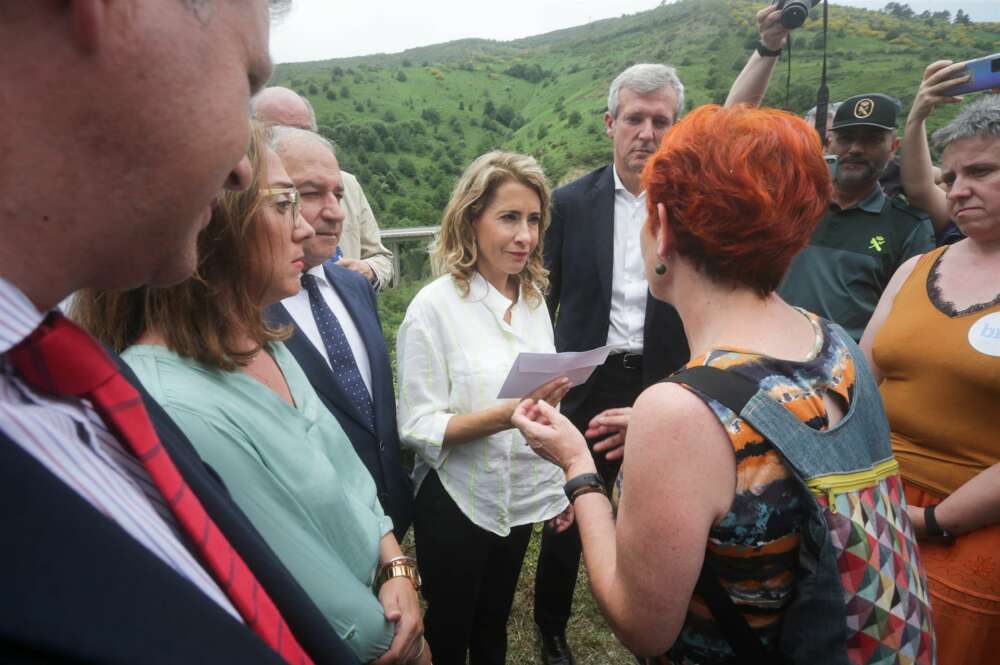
[942,53,1000,96]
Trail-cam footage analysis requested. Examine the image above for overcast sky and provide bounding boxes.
[270,1,1000,64]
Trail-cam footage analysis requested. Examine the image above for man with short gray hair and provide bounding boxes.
[253,87,395,289]
[252,85,319,130]
[535,63,690,665]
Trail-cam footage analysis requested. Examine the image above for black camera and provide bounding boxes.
[774,0,819,29]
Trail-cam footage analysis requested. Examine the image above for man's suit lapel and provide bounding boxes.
[0,430,289,665]
[267,302,375,436]
[589,167,616,311]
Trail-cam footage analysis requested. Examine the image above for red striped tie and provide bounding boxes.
[10,313,313,665]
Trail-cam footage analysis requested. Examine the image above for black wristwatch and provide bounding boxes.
[563,473,606,503]
[924,505,955,544]
[756,42,783,58]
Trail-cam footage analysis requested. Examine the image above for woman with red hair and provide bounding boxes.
[512,105,933,663]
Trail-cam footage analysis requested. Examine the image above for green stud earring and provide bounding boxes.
[655,263,667,275]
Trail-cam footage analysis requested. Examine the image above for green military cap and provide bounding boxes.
[832,94,902,131]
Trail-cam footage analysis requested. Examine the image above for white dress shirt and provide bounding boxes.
[606,166,649,353]
[396,272,568,536]
[0,278,240,621]
[281,264,373,397]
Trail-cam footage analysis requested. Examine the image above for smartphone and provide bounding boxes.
[824,154,838,179]
[943,53,1000,96]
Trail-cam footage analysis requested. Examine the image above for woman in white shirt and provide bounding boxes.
[397,151,571,665]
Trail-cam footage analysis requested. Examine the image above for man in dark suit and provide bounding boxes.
[0,2,357,663]
[534,64,691,665]
[268,127,413,538]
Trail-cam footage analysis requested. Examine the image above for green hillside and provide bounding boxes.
[272,0,999,232]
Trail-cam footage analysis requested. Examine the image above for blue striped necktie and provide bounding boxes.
[300,273,375,428]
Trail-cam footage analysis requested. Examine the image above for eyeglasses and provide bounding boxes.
[262,187,304,228]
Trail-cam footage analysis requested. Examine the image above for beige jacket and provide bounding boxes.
[339,171,393,289]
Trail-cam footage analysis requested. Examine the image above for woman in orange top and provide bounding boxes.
[861,91,1000,664]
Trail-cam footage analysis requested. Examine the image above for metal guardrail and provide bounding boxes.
[380,226,439,288]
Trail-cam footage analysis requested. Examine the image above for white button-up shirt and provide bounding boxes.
[0,278,240,621]
[281,265,373,397]
[607,167,649,353]
[396,273,568,536]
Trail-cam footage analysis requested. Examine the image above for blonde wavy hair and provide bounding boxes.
[432,151,551,306]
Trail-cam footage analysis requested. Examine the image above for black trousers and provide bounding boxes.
[532,357,645,636]
[415,470,533,665]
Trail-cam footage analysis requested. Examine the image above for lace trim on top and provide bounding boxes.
[926,248,1000,318]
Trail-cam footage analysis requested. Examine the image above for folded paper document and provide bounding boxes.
[496,345,614,399]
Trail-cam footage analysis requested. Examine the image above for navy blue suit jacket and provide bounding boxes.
[544,165,690,414]
[0,357,359,664]
[267,263,413,538]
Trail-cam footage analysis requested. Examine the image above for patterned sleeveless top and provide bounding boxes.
[621,311,857,665]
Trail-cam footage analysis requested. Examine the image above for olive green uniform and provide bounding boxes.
[778,185,934,340]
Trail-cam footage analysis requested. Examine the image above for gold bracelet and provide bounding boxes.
[375,555,421,592]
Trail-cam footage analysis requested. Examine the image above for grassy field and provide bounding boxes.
[507,525,635,665]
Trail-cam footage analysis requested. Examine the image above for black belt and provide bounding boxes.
[606,352,643,371]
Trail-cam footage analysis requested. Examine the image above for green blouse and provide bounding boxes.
[124,342,395,663]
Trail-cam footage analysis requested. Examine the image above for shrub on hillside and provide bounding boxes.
[505,62,551,83]
[421,108,442,125]
[397,157,417,179]
[370,155,391,176]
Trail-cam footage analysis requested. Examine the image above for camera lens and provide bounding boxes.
[780,3,809,28]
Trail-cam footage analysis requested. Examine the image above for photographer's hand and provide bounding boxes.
[726,5,789,107]
[911,60,969,123]
[758,5,790,51]
[900,60,966,236]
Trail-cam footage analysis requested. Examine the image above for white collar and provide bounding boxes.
[612,165,646,200]
[468,271,521,323]
[0,277,47,353]
[304,264,330,287]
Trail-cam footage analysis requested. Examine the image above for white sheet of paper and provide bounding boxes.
[496,345,614,399]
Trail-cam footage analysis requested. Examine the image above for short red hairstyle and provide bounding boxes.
[642,104,831,297]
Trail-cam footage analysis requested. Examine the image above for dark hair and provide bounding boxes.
[71,122,289,370]
[642,104,831,297]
